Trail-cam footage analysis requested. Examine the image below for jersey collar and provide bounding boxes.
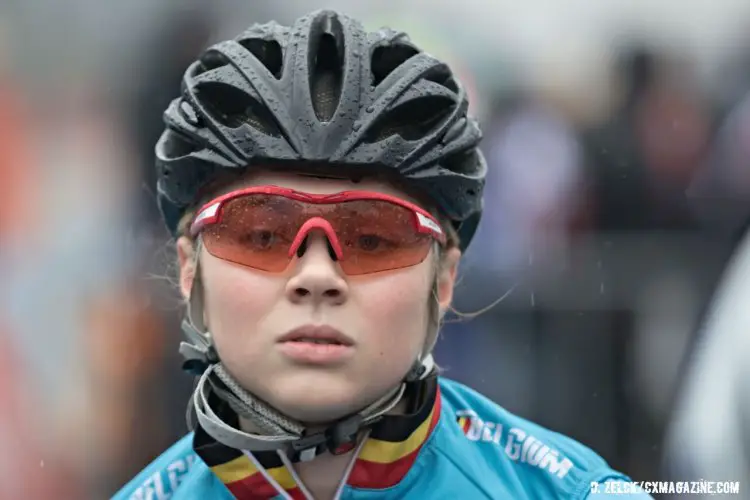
[193,376,441,498]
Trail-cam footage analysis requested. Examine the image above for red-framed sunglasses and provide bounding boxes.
[190,186,446,275]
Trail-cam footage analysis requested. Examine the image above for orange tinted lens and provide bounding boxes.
[201,194,302,272]
[200,194,435,275]
[330,200,434,275]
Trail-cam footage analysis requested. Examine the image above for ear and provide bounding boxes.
[436,247,461,313]
[177,236,197,301]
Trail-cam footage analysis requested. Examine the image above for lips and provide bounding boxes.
[277,325,354,346]
[277,325,355,364]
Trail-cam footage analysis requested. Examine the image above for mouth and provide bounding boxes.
[277,325,354,346]
[285,338,343,345]
[277,325,355,365]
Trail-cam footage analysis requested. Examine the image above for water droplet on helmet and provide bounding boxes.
[365,105,374,113]
[353,122,362,131]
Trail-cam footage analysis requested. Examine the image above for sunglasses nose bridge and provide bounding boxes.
[287,217,344,260]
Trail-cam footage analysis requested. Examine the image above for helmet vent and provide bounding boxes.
[196,81,282,136]
[441,149,479,175]
[194,50,232,77]
[371,43,419,87]
[424,65,459,94]
[365,96,454,142]
[162,130,201,158]
[309,18,345,122]
[238,38,283,79]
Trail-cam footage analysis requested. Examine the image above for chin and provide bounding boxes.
[264,369,374,423]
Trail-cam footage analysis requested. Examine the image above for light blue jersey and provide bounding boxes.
[114,378,651,499]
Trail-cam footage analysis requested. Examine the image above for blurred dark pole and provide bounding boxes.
[620,46,658,115]
[127,6,216,232]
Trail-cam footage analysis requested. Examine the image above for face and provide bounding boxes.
[178,171,460,423]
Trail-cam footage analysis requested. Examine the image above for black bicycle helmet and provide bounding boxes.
[156,9,486,250]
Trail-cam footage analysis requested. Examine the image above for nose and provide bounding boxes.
[285,233,348,306]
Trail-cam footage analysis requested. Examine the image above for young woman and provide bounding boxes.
[114,10,651,499]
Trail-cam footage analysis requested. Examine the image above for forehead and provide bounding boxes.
[217,170,421,205]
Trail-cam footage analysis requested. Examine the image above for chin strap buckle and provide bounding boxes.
[290,414,364,461]
[290,432,328,462]
[327,414,363,455]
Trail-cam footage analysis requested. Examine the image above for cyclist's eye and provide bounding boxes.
[358,235,381,251]
[241,229,275,250]
[355,234,397,252]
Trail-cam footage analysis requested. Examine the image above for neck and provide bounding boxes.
[239,397,410,500]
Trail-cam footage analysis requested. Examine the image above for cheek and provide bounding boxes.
[200,256,280,353]
[355,268,432,360]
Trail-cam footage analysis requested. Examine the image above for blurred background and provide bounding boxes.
[1,0,749,498]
